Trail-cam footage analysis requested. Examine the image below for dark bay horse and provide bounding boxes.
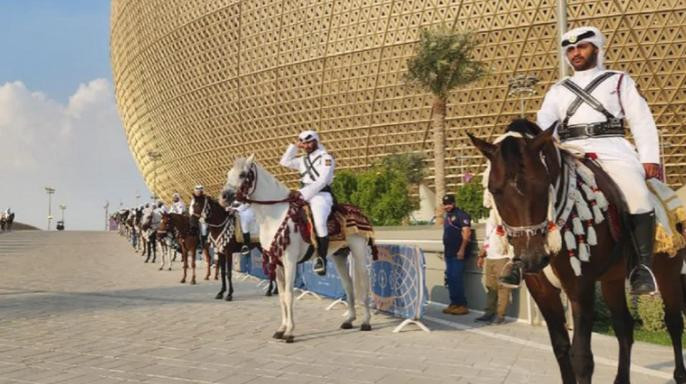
[469,119,686,384]
[158,212,200,284]
[189,194,261,301]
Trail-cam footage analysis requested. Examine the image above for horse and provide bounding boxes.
[188,194,263,301]
[6,212,14,231]
[469,119,686,384]
[140,209,162,265]
[220,155,377,343]
[158,212,200,284]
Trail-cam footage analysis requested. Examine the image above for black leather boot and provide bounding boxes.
[629,211,657,295]
[498,259,522,288]
[241,232,251,256]
[313,236,329,276]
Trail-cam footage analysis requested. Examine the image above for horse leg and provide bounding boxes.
[569,282,596,384]
[600,279,634,384]
[190,246,197,285]
[654,251,686,383]
[225,253,234,301]
[180,251,188,284]
[523,274,576,384]
[282,256,297,343]
[332,253,356,329]
[351,239,372,330]
[204,246,211,280]
[273,266,287,339]
[215,253,226,299]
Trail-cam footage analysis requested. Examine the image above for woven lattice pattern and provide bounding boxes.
[110,0,686,203]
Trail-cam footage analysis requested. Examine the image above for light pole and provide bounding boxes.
[508,74,539,117]
[104,201,110,231]
[558,0,569,78]
[147,150,162,202]
[45,187,55,230]
[59,204,66,222]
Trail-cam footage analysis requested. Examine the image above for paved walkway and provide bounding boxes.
[0,231,680,383]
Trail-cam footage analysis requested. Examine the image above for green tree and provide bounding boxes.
[454,177,488,221]
[406,25,485,225]
[378,152,426,185]
[331,170,358,204]
[352,168,414,226]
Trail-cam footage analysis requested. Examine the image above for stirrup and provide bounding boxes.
[498,262,522,289]
[628,265,658,295]
[240,245,250,257]
[313,257,326,276]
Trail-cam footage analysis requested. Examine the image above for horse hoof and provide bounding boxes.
[214,276,218,280]
[158,267,163,271]
[285,335,294,343]
[360,323,372,331]
[265,290,272,297]
[215,292,224,300]
[273,331,284,339]
[225,295,232,302]
[204,275,210,280]
[340,322,353,330]
[191,279,196,285]
[144,260,149,263]
[168,268,172,271]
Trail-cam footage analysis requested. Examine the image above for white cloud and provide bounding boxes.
[0,79,150,230]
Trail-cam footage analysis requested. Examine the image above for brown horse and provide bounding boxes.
[189,194,259,301]
[158,212,200,284]
[469,119,686,384]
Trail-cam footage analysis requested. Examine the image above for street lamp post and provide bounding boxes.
[45,187,55,230]
[508,74,540,118]
[104,201,110,231]
[59,204,66,222]
[558,0,569,78]
[147,150,162,202]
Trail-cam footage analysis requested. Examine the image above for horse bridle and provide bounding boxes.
[491,133,562,240]
[234,163,293,205]
[192,195,231,228]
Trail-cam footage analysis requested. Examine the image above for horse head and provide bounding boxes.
[157,212,172,240]
[222,154,256,204]
[469,119,558,273]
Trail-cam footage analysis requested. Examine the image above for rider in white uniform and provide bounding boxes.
[232,202,256,256]
[280,130,335,275]
[170,193,186,214]
[503,26,660,294]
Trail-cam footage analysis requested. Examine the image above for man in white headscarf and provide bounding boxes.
[280,130,335,276]
[504,26,660,294]
[170,192,186,214]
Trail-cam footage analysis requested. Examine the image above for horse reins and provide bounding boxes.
[235,163,292,205]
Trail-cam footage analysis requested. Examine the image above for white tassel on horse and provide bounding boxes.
[546,222,562,254]
[564,229,577,250]
[570,256,582,276]
[574,193,594,221]
[586,224,597,246]
[578,241,590,262]
[572,216,584,235]
[592,203,604,224]
[580,183,595,201]
[594,189,609,209]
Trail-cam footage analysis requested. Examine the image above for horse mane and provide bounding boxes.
[505,118,542,136]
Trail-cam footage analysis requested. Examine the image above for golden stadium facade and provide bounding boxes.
[110,0,686,203]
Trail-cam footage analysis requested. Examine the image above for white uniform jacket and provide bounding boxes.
[537,67,660,164]
[279,145,335,201]
[171,201,186,214]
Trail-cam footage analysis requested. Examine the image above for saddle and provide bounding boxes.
[294,203,375,259]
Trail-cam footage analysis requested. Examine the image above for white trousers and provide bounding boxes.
[599,158,653,214]
[238,207,255,234]
[309,192,333,237]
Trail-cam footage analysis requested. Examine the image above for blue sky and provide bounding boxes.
[0,0,150,230]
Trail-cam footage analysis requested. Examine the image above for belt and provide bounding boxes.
[298,184,333,194]
[559,118,625,141]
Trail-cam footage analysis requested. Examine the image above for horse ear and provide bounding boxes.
[467,132,496,160]
[530,128,555,153]
[245,154,255,167]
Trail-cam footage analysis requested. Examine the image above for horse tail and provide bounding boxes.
[368,237,378,261]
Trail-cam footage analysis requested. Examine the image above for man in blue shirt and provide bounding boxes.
[442,194,472,315]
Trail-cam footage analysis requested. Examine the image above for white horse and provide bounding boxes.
[221,156,374,343]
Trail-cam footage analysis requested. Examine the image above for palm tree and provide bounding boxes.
[406,26,485,225]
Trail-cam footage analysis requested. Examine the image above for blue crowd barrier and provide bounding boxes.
[370,244,427,320]
[240,244,428,321]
